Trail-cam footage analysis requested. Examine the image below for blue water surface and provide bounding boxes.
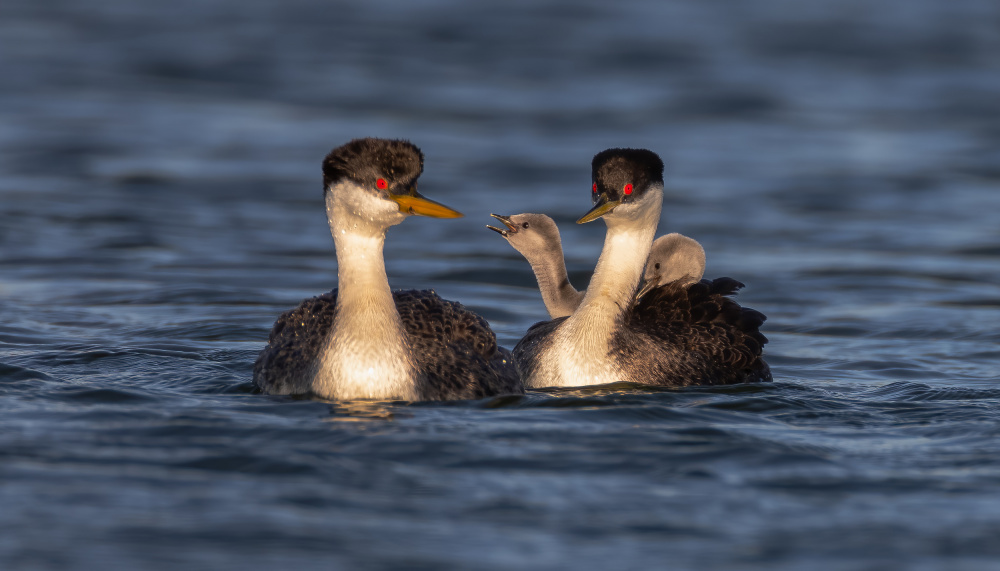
[2,0,1000,569]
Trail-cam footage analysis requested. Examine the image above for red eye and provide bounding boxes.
[592,183,597,193]
[623,183,633,195]
[376,178,388,190]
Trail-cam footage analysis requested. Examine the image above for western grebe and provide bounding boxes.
[512,148,770,388]
[253,138,522,401]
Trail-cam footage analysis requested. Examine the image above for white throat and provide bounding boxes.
[528,187,662,387]
[311,181,418,400]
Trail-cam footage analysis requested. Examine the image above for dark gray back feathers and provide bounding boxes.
[513,277,771,387]
[624,277,771,385]
[253,289,522,400]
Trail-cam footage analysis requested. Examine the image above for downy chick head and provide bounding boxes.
[487,213,563,261]
[636,233,707,300]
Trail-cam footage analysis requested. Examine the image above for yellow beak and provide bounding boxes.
[389,191,463,219]
[576,195,621,224]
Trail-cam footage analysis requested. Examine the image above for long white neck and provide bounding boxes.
[312,184,417,400]
[525,239,583,319]
[533,188,661,387]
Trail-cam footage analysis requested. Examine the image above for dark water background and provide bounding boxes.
[3,0,1000,569]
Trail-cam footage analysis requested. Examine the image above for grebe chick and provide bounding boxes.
[512,148,771,388]
[487,213,582,318]
[253,138,522,401]
[634,232,706,301]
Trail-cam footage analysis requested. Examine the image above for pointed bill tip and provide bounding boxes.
[391,193,463,218]
[576,198,620,224]
[488,213,517,233]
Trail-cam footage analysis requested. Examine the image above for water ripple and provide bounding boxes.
[3,0,1000,568]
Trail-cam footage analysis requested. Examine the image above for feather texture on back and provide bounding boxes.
[254,289,521,400]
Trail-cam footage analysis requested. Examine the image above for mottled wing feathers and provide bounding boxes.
[393,290,497,360]
[253,289,521,400]
[253,292,338,396]
[392,290,522,400]
[702,276,745,297]
[630,277,771,384]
